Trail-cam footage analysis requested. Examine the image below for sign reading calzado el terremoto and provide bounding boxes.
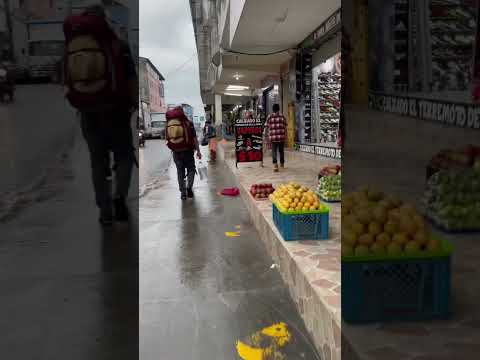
[369,93,480,129]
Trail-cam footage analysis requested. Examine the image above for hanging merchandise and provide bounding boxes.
[311,53,341,144]
[472,1,480,100]
[301,52,313,143]
[393,0,409,92]
[428,0,476,92]
[317,71,341,142]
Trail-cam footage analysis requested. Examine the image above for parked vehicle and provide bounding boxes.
[2,62,29,83]
[0,64,14,102]
[26,20,65,82]
[150,112,167,139]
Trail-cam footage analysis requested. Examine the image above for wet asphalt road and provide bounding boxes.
[0,84,77,195]
[1,109,139,358]
[139,138,171,191]
[140,142,321,359]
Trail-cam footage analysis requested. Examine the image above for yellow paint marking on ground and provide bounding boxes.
[236,341,265,360]
[260,322,291,347]
[225,231,241,237]
[236,323,291,360]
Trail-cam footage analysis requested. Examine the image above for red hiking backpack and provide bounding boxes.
[63,14,130,112]
[165,107,195,151]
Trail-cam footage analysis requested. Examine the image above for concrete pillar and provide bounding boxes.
[214,94,222,126]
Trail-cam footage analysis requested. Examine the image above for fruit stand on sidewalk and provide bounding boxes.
[341,106,480,360]
[218,140,342,360]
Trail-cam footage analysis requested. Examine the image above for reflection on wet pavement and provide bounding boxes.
[0,128,139,360]
[140,141,320,359]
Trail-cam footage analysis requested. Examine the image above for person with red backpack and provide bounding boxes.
[165,107,202,200]
[63,5,138,225]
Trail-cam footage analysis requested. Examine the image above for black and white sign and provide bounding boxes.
[312,8,341,42]
[369,92,480,129]
[296,144,342,159]
[235,117,264,167]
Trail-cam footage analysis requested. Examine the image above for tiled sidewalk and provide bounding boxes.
[218,141,342,360]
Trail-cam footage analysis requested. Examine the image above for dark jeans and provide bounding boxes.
[172,150,196,193]
[80,110,134,211]
[272,141,285,165]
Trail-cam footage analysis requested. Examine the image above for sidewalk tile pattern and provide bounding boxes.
[218,142,341,360]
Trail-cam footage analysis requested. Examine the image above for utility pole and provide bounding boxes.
[2,0,14,61]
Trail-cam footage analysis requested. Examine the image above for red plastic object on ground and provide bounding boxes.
[221,188,240,196]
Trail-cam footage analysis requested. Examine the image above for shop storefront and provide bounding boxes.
[259,75,281,123]
[368,0,480,129]
[293,8,342,156]
[312,53,341,145]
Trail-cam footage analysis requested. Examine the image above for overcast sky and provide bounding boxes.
[139,0,204,116]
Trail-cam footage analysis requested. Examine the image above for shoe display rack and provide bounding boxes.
[317,72,341,142]
[428,0,477,91]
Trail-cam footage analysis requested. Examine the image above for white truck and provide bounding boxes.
[26,20,65,82]
[150,112,167,139]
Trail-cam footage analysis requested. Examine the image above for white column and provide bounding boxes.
[214,94,222,126]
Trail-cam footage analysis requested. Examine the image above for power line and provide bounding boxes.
[165,53,196,77]
[221,46,295,56]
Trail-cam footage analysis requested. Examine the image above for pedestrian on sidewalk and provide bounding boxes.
[266,104,287,172]
[166,107,202,200]
[62,5,138,226]
[203,120,217,163]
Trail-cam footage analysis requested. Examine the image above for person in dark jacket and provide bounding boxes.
[74,5,138,226]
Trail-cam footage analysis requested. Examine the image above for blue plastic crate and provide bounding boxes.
[272,203,329,241]
[342,257,451,323]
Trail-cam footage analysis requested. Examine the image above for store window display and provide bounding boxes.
[369,0,478,102]
[312,53,341,145]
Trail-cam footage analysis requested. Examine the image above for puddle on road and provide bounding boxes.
[0,151,74,223]
[139,170,171,199]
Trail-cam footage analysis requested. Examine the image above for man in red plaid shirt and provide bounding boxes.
[266,104,287,172]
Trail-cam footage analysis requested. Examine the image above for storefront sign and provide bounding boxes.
[296,143,341,159]
[313,9,341,42]
[369,92,480,129]
[235,117,264,167]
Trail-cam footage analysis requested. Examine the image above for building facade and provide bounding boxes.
[1,0,131,64]
[139,56,166,113]
[190,0,341,154]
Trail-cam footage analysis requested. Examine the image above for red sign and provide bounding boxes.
[235,117,264,166]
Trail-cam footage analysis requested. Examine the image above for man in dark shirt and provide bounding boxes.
[78,5,138,226]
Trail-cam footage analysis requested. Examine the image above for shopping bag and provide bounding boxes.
[197,161,208,180]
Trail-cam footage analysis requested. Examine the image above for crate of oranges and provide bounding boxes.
[269,182,329,241]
